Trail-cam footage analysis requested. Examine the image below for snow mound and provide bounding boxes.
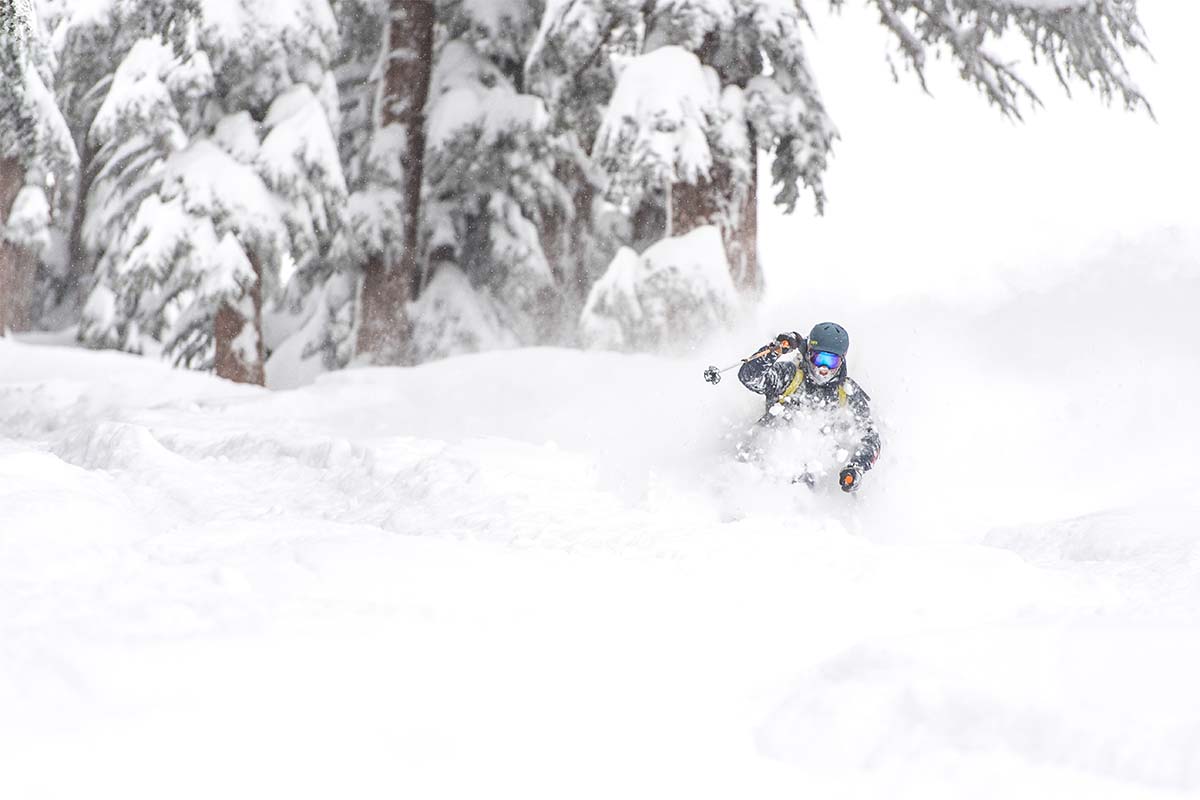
[57,421,188,473]
[759,624,1200,796]
[985,505,1200,565]
[3,293,1200,800]
[408,263,521,360]
[580,225,739,351]
[984,504,1200,622]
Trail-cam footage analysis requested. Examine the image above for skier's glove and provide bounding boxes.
[771,331,800,355]
[838,466,863,493]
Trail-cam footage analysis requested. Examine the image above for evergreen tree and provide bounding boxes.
[294,0,387,374]
[535,0,837,297]
[30,0,1154,369]
[74,34,204,353]
[526,0,630,308]
[353,0,434,364]
[0,0,77,333]
[45,0,195,318]
[75,0,345,385]
[541,0,1150,348]
[415,0,572,357]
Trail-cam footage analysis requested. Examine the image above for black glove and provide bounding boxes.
[838,465,863,493]
[771,331,801,354]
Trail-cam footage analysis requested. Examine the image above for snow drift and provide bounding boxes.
[1,245,1198,799]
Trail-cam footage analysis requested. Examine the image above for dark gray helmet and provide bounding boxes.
[808,322,849,356]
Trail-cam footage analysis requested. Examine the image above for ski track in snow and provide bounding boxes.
[1,320,1198,799]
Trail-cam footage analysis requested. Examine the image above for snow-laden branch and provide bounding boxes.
[868,0,1151,119]
[595,46,720,202]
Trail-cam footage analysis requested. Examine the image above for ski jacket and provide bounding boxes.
[738,342,882,471]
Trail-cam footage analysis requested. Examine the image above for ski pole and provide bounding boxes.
[702,362,741,385]
[703,345,775,385]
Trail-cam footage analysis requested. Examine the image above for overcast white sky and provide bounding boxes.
[759,0,1200,308]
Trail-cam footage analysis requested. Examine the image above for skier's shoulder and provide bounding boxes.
[777,352,803,381]
[842,376,871,402]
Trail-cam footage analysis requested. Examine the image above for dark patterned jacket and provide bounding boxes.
[738,342,882,471]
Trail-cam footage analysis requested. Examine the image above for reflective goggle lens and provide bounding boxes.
[810,350,842,370]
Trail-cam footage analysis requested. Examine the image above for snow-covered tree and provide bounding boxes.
[74,0,345,385]
[32,0,1152,369]
[525,1,631,308]
[44,0,195,318]
[537,0,1150,349]
[417,0,573,356]
[535,0,835,297]
[350,0,434,364]
[291,0,387,374]
[0,0,77,333]
[73,35,199,352]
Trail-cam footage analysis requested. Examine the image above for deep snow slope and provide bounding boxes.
[2,261,1199,799]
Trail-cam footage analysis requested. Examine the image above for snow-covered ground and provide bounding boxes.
[2,240,1197,799]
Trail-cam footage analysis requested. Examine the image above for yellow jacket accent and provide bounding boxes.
[778,367,848,406]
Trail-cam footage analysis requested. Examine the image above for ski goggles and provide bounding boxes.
[809,350,842,370]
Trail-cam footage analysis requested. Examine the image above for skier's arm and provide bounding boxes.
[738,345,799,398]
[847,390,882,471]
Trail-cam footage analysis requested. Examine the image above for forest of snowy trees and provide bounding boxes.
[1,0,1149,384]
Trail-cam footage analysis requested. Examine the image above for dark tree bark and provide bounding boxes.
[213,250,265,386]
[670,129,760,295]
[0,156,34,335]
[65,138,98,309]
[356,0,434,363]
[670,173,722,238]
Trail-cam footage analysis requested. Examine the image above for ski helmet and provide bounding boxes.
[808,322,849,356]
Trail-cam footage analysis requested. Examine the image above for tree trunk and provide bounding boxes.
[357,252,410,362]
[670,128,760,296]
[0,157,33,335]
[213,252,265,386]
[670,173,723,239]
[356,0,434,363]
[65,139,98,310]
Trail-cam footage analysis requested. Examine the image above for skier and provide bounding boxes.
[735,322,881,492]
